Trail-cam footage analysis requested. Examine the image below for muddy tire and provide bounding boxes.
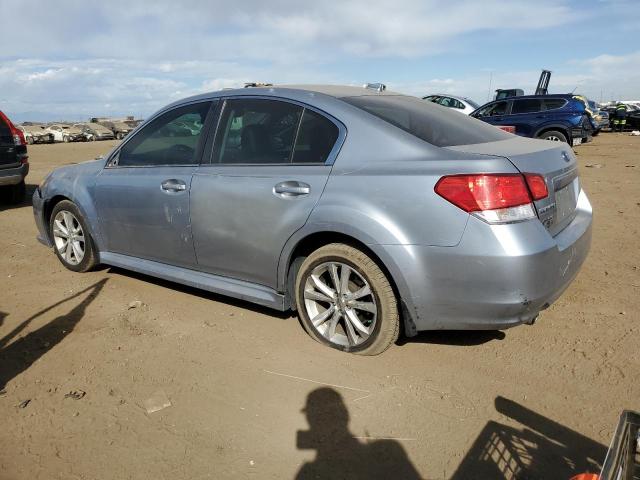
[295,243,399,355]
[49,200,98,273]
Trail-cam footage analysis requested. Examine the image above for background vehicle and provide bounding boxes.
[45,124,85,143]
[17,125,54,144]
[96,120,132,139]
[494,69,551,100]
[0,110,28,203]
[422,94,479,114]
[74,122,115,141]
[33,85,592,355]
[471,94,592,146]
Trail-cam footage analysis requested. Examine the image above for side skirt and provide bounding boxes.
[99,252,287,311]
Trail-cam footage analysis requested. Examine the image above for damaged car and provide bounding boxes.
[45,124,86,143]
[17,125,54,144]
[33,85,592,355]
[74,123,116,141]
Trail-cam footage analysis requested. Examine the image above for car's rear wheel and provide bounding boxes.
[27,136,34,145]
[63,136,69,143]
[538,130,567,143]
[116,132,123,140]
[49,200,98,272]
[295,243,399,355]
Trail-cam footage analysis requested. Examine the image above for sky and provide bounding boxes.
[1,0,639,122]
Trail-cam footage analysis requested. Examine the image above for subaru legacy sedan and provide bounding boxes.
[33,85,592,355]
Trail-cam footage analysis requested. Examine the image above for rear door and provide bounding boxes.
[0,113,18,168]
[190,97,343,288]
[94,101,215,268]
[509,98,543,137]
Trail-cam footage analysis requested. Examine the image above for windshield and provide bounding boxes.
[343,95,511,147]
[464,98,480,109]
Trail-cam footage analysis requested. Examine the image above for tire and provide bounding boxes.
[63,136,70,143]
[49,200,98,273]
[295,243,399,355]
[27,136,34,145]
[116,132,123,140]
[538,130,567,143]
[592,129,600,136]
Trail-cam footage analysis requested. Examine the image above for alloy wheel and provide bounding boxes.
[52,210,85,265]
[303,262,378,347]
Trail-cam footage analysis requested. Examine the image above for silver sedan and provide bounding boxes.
[33,85,592,355]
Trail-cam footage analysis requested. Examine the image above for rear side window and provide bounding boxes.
[512,99,542,114]
[344,95,511,147]
[542,99,568,111]
[117,101,212,167]
[213,98,339,165]
[291,109,339,164]
[0,115,11,143]
[214,99,303,164]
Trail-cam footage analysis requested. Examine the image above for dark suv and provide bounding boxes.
[470,94,592,146]
[0,110,28,203]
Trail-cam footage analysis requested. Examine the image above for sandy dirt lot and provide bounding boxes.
[0,134,638,479]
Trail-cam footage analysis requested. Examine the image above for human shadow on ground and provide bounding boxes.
[295,387,421,479]
[0,279,106,390]
[451,396,607,479]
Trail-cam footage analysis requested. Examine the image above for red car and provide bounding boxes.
[0,110,29,203]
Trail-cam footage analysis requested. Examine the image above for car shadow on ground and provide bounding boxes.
[0,183,36,212]
[451,396,607,479]
[105,267,293,320]
[0,279,106,391]
[397,329,506,347]
[295,387,422,479]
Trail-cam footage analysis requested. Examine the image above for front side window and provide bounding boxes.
[512,99,542,114]
[474,101,509,117]
[214,99,304,164]
[117,102,212,167]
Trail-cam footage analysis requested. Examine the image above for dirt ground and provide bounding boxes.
[0,134,638,480]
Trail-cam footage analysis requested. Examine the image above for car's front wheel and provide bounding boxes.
[49,200,98,272]
[295,243,399,355]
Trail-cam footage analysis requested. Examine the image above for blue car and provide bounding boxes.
[470,94,592,146]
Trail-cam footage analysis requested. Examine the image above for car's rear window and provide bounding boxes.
[343,95,511,147]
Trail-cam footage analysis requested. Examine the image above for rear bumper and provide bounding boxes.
[376,189,592,332]
[0,163,29,186]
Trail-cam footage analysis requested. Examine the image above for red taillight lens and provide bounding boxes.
[524,173,548,201]
[435,174,532,212]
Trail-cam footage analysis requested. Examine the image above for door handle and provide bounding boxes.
[161,179,187,192]
[274,181,310,197]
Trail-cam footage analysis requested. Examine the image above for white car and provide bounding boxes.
[45,124,85,143]
[423,94,480,115]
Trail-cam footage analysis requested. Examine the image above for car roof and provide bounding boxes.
[495,93,575,101]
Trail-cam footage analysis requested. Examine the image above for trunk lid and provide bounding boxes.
[447,136,580,236]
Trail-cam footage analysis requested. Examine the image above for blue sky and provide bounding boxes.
[1,0,638,122]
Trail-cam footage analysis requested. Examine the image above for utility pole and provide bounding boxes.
[487,71,493,102]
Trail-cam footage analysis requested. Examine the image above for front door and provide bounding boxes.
[95,101,214,268]
[191,97,342,288]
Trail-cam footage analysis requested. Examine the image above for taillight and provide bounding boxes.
[524,173,548,200]
[435,174,538,224]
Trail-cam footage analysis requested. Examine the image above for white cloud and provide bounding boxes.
[1,0,639,119]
